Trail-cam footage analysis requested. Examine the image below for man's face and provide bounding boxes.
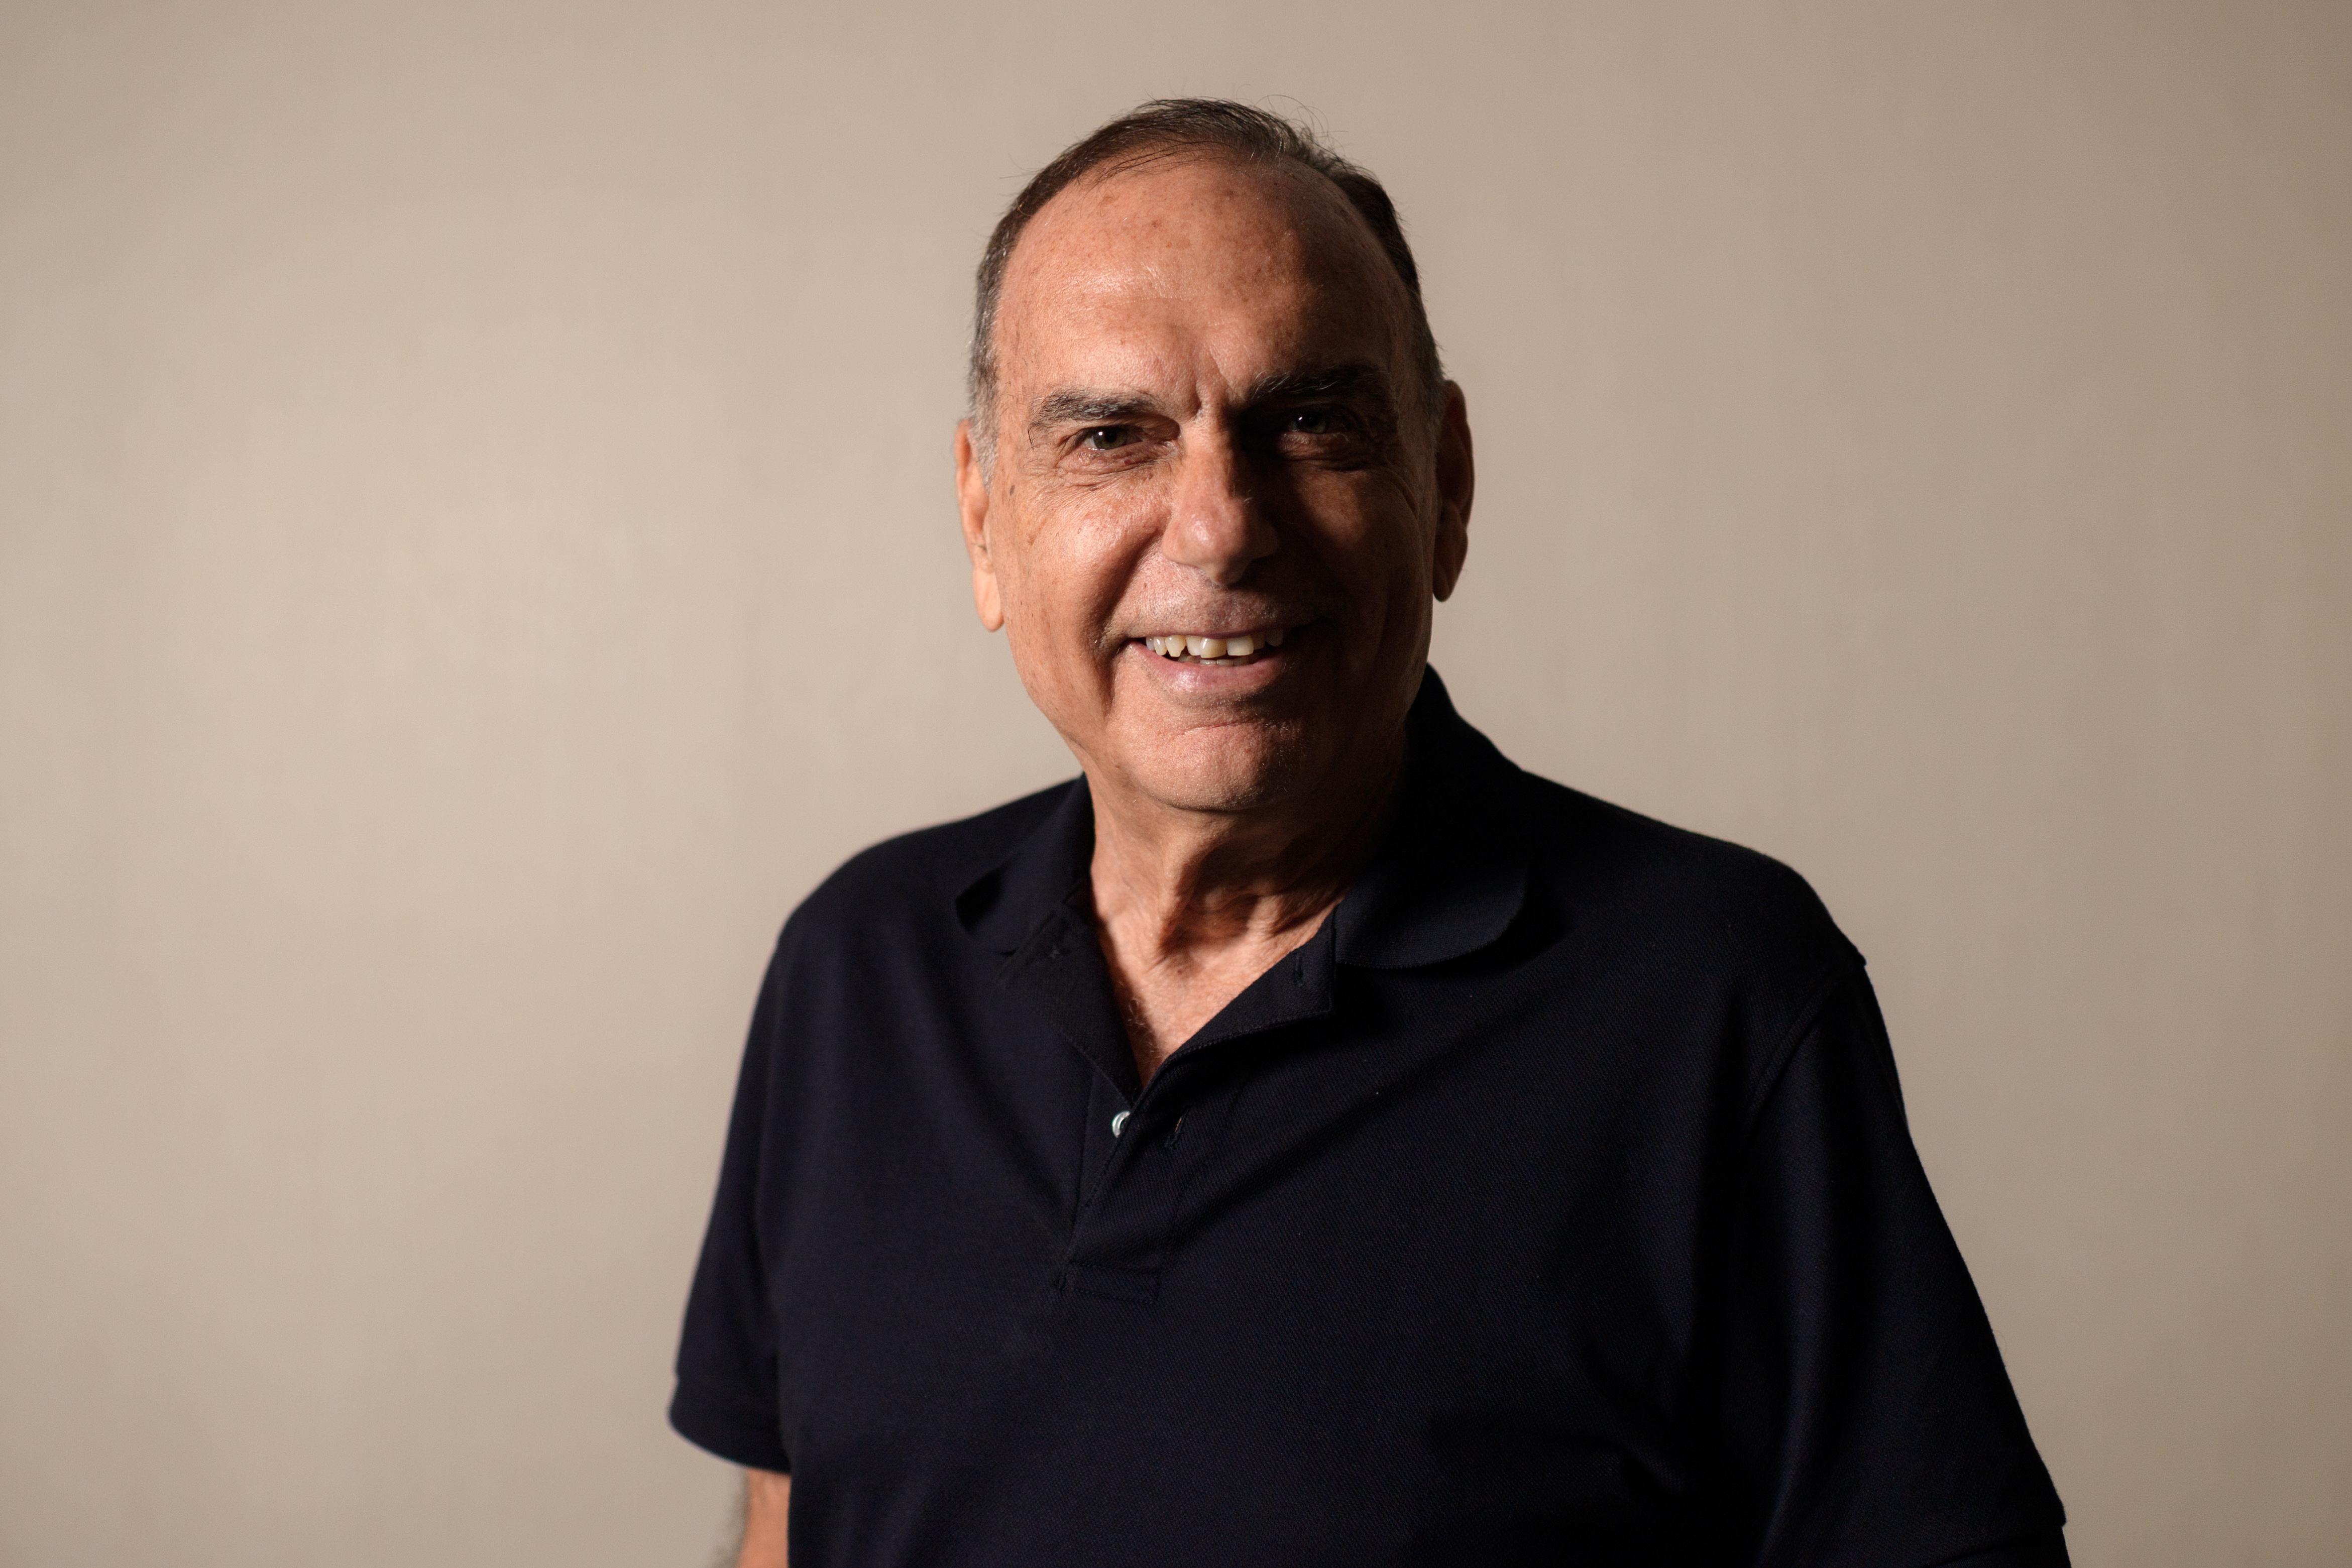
[957,155,1472,818]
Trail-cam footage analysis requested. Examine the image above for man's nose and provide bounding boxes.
[1160,433,1278,586]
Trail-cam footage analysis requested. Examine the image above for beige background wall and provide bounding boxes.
[3,2,2344,1563]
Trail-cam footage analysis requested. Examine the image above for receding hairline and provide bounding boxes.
[1011,146,1395,278]
[965,101,1445,473]
[983,150,1430,431]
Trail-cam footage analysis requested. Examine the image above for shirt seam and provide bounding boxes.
[1740,951,1866,1132]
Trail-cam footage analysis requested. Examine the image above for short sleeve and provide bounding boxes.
[669,947,792,1473]
[1712,970,2066,1566]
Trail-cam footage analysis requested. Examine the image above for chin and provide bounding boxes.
[1131,722,1317,814]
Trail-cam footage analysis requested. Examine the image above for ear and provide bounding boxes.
[955,419,1004,632]
[1430,380,1474,602]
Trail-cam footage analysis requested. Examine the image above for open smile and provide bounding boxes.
[1134,626,1290,667]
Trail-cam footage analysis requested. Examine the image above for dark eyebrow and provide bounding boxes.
[1244,362,1396,413]
[1028,391,1160,437]
[1025,362,1400,440]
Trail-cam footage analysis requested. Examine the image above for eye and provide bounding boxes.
[1079,426,1139,452]
[1286,408,1343,436]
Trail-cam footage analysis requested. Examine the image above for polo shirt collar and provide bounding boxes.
[1330,667,1532,968]
[954,666,1532,974]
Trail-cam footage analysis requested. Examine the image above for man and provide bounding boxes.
[671,100,2067,1566]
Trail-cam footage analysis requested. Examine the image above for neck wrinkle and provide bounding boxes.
[1082,724,1406,972]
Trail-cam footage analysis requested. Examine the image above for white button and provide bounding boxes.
[1110,1111,1130,1137]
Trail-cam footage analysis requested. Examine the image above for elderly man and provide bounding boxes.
[670,101,2067,1567]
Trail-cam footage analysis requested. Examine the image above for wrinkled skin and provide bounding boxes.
[956,155,1473,844]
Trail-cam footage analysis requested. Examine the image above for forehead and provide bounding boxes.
[993,154,1405,392]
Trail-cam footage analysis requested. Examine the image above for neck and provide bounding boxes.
[1084,726,1407,1081]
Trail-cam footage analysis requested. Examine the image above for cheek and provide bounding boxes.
[995,509,1130,669]
[1307,486,1432,606]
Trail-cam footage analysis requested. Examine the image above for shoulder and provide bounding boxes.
[1500,768,1863,1081]
[741,779,1077,1060]
[1412,679,1853,991]
[779,778,1075,946]
[1486,766,1872,1109]
[1519,772,1849,966]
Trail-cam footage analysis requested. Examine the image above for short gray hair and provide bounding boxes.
[966,99,1444,471]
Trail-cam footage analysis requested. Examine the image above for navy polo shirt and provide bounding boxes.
[671,670,2066,1566]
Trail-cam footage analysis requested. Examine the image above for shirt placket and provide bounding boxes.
[1027,918,1339,1306]
[1059,1064,1243,1303]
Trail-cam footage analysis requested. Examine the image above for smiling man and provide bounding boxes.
[670,101,2067,1567]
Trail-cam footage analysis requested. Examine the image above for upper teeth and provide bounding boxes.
[1142,628,1288,660]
